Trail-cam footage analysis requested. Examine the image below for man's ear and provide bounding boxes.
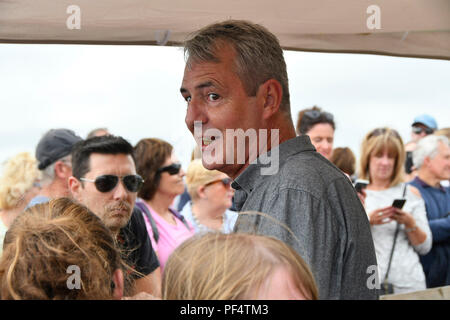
[54,160,72,179]
[68,176,82,200]
[422,156,432,168]
[258,79,283,120]
[112,269,124,300]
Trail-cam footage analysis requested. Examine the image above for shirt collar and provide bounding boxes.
[414,176,446,192]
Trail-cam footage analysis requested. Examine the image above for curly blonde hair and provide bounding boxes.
[0,152,41,210]
[0,198,123,300]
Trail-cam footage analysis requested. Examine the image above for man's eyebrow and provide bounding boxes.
[180,81,215,94]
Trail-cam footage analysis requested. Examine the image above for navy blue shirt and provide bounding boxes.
[409,176,450,287]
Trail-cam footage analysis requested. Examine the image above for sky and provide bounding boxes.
[0,43,449,172]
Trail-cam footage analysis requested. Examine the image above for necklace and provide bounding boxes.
[191,206,225,233]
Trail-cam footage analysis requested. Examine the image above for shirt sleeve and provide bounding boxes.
[428,216,450,243]
[408,187,432,255]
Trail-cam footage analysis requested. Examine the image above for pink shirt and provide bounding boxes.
[141,202,195,272]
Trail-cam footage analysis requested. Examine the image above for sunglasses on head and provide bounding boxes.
[157,163,182,175]
[205,177,232,187]
[80,174,144,193]
[412,126,434,135]
[304,110,334,121]
[368,128,401,140]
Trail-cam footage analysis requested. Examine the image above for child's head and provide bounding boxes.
[0,197,124,300]
[162,232,318,300]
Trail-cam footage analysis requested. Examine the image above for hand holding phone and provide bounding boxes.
[354,179,369,193]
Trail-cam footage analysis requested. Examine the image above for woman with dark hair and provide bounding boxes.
[330,147,356,180]
[134,138,195,271]
[296,106,335,160]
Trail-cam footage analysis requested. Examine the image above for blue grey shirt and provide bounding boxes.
[232,136,378,300]
[25,195,50,210]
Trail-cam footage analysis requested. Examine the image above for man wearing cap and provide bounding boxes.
[405,114,438,181]
[26,128,82,208]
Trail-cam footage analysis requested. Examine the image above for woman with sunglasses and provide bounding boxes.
[296,106,335,160]
[181,159,237,234]
[358,127,432,295]
[134,138,195,271]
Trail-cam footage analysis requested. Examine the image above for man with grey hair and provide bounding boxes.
[26,128,82,208]
[409,134,450,288]
[180,20,378,299]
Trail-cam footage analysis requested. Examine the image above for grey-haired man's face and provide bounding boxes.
[180,45,265,178]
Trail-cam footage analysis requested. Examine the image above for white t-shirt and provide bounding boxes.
[365,183,432,294]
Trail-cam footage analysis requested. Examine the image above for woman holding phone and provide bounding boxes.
[358,127,431,295]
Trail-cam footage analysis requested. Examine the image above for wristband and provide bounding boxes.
[405,226,417,233]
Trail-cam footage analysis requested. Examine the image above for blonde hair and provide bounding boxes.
[359,127,405,187]
[185,159,224,200]
[434,127,450,140]
[0,198,122,300]
[162,232,318,300]
[0,152,41,210]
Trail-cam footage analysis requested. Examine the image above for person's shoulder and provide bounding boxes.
[408,185,423,199]
[275,151,347,190]
[122,207,147,237]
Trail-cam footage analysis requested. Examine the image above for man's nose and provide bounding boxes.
[185,99,207,133]
[113,180,129,200]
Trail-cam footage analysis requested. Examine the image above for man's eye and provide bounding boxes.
[207,93,220,101]
[185,96,191,103]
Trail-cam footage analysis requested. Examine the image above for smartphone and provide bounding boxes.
[392,199,406,209]
[354,179,369,193]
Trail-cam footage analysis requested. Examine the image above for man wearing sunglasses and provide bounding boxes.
[405,114,438,180]
[68,135,161,298]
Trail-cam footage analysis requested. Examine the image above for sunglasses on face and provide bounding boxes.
[80,174,144,193]
[412,126,434,135]
[205,177,232,188]
[157,163,182,175]
[304,110,334,121]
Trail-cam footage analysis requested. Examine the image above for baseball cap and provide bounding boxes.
[36,129,83,170]
[412,114,437,130]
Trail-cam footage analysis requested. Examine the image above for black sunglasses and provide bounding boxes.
[205,177,232,187]
[412,126,433,135]
[80,174,144,193]
[304,110,334,121]
[157,163,182,175]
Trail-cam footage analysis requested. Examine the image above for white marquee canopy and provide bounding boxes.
[0,0,449,60]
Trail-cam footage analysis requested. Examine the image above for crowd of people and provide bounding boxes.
[0,19,448,300]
